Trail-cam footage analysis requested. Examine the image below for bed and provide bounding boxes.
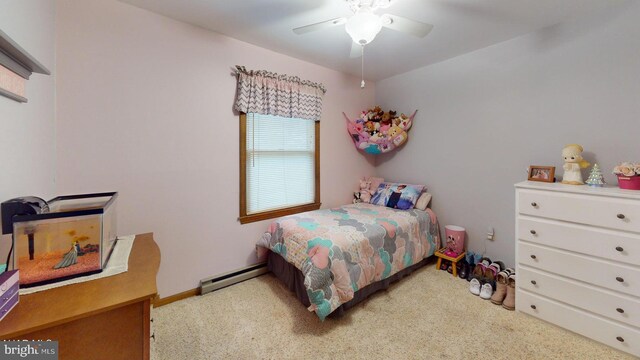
[256,202,441,320]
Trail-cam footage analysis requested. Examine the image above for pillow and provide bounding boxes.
[370,182,425,210]
[368,177,384,197]
[415,192,432,210]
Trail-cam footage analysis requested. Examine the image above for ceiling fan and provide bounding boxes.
[293,0,434,59]
[293,0,432,87]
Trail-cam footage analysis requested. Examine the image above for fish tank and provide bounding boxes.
[5,192,118,288]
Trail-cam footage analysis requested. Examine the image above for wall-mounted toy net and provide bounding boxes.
[343,106,417,155]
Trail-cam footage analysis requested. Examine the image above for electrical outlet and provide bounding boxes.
[487,227,495,240]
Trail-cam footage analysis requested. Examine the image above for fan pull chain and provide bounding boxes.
[360,45,365,88]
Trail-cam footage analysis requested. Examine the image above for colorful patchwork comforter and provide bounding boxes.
[256,203,440,320]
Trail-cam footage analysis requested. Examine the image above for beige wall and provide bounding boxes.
[55,0,376,297]
[0,0,56,258]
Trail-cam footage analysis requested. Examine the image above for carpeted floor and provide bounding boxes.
[151,262,634,360]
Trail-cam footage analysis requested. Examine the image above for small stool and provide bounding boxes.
[435,249,466,277]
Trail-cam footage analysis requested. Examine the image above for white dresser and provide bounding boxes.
[515,181,640,357]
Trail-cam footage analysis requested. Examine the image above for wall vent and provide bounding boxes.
[199,262,267,295]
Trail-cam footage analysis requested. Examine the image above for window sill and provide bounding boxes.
[239,202,321,224]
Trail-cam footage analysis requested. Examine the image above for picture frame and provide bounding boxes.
[528,166,555,183]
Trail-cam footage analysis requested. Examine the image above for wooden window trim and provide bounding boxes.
[239,113,320,224]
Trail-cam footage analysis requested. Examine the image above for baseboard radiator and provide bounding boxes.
[199,262,268,295]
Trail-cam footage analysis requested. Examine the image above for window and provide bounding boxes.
[239,113,320,224]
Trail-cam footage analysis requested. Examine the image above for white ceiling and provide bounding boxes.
[119,0,622,80]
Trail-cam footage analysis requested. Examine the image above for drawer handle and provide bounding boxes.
[531,202,537,207]
[530,305,537,310]
[617,308,625,314]
[530,255,537,260]
[615,246,624,252]
[616,277,624,283]
[530,230,537,235]
[531,280,537,285]
[617,214,625,219]
[616,336,624,343]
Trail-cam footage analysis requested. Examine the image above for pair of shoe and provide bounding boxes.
[459,252,482,281]
[491,269,516,310]
[470,278,495,299]
[469,257,493,298]
[440,260,449,271]
[469,258,505,300]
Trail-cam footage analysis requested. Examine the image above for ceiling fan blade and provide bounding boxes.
[380,14,433,38]
[349,41,362,58]
[293,17,347,35]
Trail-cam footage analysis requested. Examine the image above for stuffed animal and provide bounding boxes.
[561,144,590,185]
[358,179,373,203]
[378,139,393,153]
[343,109,417,155]
[364,121,376,135]
[398,113,413,131]
[380,111,395,126]
[353,191,362,204]
[387,125,408,147]
[369,132,383,144]
[387,125,402,138]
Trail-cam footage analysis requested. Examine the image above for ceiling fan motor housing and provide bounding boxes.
[345,6,382,45]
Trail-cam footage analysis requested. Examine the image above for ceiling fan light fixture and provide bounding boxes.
[345,8,382,45]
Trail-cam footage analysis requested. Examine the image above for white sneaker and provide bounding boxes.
[469,278,481,295]
[480,283,494,299]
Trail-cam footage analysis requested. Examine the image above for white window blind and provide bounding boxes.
[246,113,316,214]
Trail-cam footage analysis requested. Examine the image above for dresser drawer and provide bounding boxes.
[519,242,640,297]
[519,266,640,328]
[518,217,640,266]
[518,190,640,233]
[518,290,640,357]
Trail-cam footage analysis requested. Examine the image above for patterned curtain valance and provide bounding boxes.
[234,65,326,121]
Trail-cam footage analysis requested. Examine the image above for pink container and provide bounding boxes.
[444,225,465,257]
[617,175,640,190]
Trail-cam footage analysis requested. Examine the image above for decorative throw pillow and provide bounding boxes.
[370,182,425,210]
[415,192,432,210]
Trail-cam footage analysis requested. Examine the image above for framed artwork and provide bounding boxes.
[528,166,555,183]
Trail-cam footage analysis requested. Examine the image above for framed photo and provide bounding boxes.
[528,166,555,183]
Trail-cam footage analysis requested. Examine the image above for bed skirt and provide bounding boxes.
[267,250,432,318]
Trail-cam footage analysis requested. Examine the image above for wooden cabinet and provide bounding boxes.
[515,182,640,357]
[0,233,160,360]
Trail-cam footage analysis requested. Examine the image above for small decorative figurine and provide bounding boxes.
[54,241,78,269]
[561,144,590,185]
[586,163,605,187]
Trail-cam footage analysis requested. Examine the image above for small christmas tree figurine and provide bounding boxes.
[586,163,605,187]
